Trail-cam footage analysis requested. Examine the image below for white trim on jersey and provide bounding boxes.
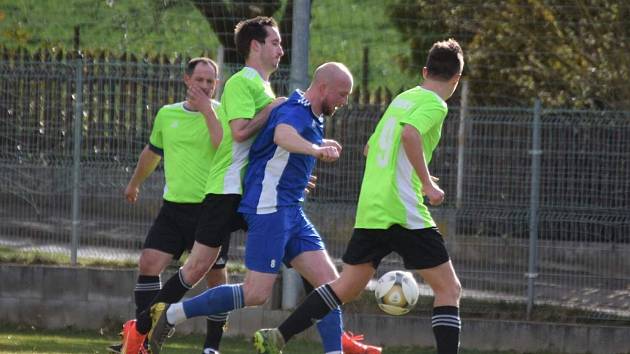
[256,146,290,214]
[396,147,428,229]
[223,138,254,194]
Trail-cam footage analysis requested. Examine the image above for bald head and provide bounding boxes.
[312,62,354,88]
[305,62,354,117]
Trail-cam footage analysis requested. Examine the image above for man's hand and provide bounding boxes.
[314,145,340,162]
[304,175,317,194]
[124,184,140,203]
[422,181,445,206]
[322,139,342,155]
[187,85,213,115]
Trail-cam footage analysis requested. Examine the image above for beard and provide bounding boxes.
[322,99,336,116]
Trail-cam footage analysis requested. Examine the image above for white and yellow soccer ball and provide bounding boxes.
[374,270,419,315]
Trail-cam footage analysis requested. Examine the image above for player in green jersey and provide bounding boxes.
[121,17,285,354]
[115,58,229,354]
[253,39,465,354]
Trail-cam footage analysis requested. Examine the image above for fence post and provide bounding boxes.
[215,45,225,99]
[71,59,84,266]
[282,0,311,310]
[456,80,469,209]
[526,99,542,318]
[288,0,310,92]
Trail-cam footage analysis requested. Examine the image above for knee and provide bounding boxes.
[436,280,462,305]
[138,253,164,275]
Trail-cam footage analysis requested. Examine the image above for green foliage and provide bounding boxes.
[0,0,417,92]
[0,246,137,268]
[0,0,219,56]
[309,0,419,92]
[387,0,630,108]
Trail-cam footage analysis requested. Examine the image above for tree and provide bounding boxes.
[190,0,294,65]
[388,0,630,108]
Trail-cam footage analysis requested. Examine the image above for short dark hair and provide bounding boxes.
[185,57,218,76]
[234,16,278,59]
[425,39,464,81]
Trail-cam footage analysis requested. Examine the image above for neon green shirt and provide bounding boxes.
[205,67,275,195]
[355,86,448,229]
[149,101,218,203]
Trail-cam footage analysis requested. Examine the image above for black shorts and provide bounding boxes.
[143,200,230,269]
[194,193,247,250]
[342,225,450,270]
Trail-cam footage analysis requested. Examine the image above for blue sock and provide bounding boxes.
[182,284,244,319]
[316,306,343,353]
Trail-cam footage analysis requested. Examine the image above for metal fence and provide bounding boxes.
[1,55,629,322]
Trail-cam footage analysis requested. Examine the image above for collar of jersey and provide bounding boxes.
[180,101,202,115]
[292,90,324,123]
[242,66,269,83]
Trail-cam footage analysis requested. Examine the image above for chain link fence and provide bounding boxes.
[2,53,630,323]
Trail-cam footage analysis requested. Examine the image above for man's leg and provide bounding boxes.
[301,272,382,354]
[202,260,229,352]
[135,249,173,317]
[292,250,343,354]
[417,261,462,354]
[392,226,461,354]
[275,263,375,346]
[158,270,276,328]
[110,249,171,353]
[116,202,184,354]
[136,242,221,334]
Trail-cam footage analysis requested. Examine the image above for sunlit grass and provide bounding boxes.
[0,325,554,354]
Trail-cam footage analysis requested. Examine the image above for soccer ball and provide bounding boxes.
[374,270,419,315]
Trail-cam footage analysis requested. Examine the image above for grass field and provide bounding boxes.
[0,326,541,354]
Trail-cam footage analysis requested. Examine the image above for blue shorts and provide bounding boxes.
[244,206,325,274]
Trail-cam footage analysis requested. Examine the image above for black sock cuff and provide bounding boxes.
[432,306,461,330]
[315,284,342,310]
[137,275,160,282]
[178,268,193,289]
[433,306,459,316]
[135,275,162,291]
[207,312,229,322]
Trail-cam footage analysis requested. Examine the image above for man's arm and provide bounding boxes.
[187,85,222,148]
[230,97,286,142]
[274,124,339,162]
[124,145,162,203]
[400,124,444,206]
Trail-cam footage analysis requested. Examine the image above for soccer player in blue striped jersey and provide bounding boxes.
[147,62,355,354]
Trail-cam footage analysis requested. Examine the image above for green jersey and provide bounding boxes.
[205,67,275,195]
[355,86,448,229]
[149,101,218,203]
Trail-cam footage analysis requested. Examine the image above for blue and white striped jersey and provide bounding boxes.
[239,90,324,214]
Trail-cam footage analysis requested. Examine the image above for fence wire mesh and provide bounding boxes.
[2,57,630,322]
[2,0,630,324]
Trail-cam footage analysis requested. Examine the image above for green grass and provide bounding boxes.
[0,246,137,268]
[0,325,537,354]
[0,246,249,274]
